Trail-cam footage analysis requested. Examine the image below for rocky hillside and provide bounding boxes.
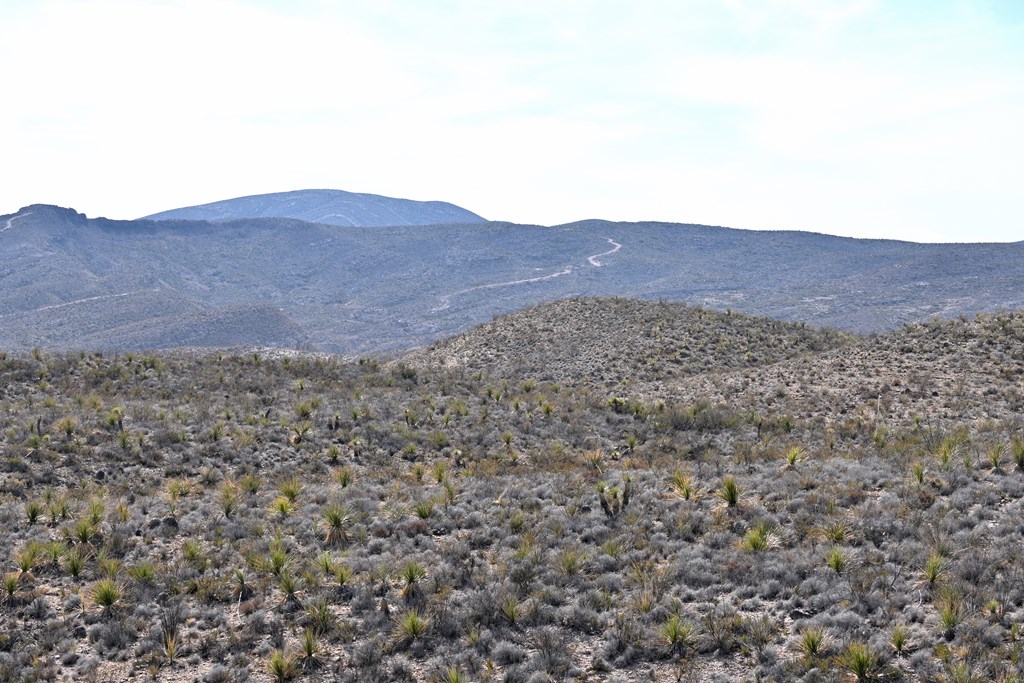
[142,189,486,227]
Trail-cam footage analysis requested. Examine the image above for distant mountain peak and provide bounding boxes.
[142,189,486,227]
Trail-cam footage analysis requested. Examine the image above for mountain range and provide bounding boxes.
[1,190,1022,353]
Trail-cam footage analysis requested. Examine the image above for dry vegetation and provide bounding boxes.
[2,298,1024,682]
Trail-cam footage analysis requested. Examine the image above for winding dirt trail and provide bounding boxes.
[431,235,623,312]
[0,289,159,320]
[432,267,575,312]
[0,211,32,234]
[587,237,622,266]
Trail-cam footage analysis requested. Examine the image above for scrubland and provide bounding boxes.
[2,299,1024,682]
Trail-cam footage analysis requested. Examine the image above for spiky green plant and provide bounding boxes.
[799,628,829,659]
[396,609,429,641]
[335,467,354,488]
[279,478,302,503]
[24,499,42,526]
[669,470,697,500]
[500,594,522,626]
[890,624,910,655]
[413,499,435,520]
[922,553,945,587]
[219,482,240,519]
[333,563,353,589]
[841,642,878,681]
[299,629,321,671]
[660,614,694,653]
[822,521,848,544]
[399,561,427,602]
[826,546,848,574]
[64,548,85,579]
[741,521,777,553]
[322,504,353,547]
[91,578,121,616]
[266,650,297,683]
[271,496,295,519]
[127,561,157,585]
[717,475,741,507]
[784,445,804,466]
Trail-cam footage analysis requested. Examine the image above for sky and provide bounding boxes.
[1,0,1022,243]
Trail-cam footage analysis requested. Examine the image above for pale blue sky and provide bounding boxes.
[2,0,1022,242]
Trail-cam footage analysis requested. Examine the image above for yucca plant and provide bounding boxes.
[799,627,829,660]
[127,561,157,585]
[413,499,435,520]
[822,521,848,544]
[557,548,588,577]
[825,546,848,574]
[231,568,254,603]
[91,578,122,617]
[660,614,694,654]
[277,571,300,604]
[890,623,910,655]
[44,540,66,568]
[305,598,335,636]
[335,467,354,488]
[24,499,42,526]
[937,589,963,637]
[241,473,263,495]
[395,608,429,641]
[438,668,469,683]
[941,661,983,683]
[717,475,741,507]
[2,573,20,605]
[988,443,1005,470]
[322,504,353,547]
[669,470,697,500]
[14,543,40,578]
[64,548,85,579]
[267,545,290,577]
[266,650,298,683]
[783,445,804,467]
[333,563,354,590]
[741,521,777,553]
[219,482,240,519]
[399,561,427,603]
[922,553,945,588]
[163,629,178,664]
[841,642,878,681]
[271,496,295,519]
[299,629,321,671]
[500,594,523,626]
[911,461,926,485]
[1012,436,1024,470]
[279,478,302,503]
[71,518,98,546]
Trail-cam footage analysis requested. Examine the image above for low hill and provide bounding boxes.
[406,297,1024,427]
[402,297,852,385]
[142,188,486,226]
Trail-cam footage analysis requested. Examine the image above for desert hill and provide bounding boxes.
[406,296,1024,428]
[402,297,852,385]
[142,188,486,227]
